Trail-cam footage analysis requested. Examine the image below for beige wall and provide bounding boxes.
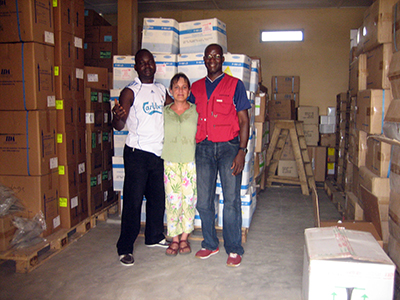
[108,7,366,114]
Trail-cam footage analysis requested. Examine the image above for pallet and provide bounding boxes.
[0,203,118,273]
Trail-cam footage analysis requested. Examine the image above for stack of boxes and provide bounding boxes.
[0,1,60,250]
[332,0,398,250]
[112,17,262,230]
[84,9,118,72]
[54,0,89,230]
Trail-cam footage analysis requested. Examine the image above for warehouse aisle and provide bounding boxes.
[0,186,347,300]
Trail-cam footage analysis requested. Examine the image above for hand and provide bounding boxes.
[112,99,127,121]
[231,151,246,176]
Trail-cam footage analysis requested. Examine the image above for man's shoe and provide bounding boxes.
[146,238,170,248]
[119,254,134,266]
[226,253,241,267]
[195,247,219,259]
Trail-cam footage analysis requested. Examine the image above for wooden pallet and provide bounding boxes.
[0,203,118,273]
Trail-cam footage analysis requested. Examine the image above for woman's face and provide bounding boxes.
[170,77,190,102]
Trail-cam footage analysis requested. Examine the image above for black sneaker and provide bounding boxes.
[145,238,170,248]
[119,254,134,266]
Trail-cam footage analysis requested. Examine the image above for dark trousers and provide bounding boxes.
[117,146,166,255]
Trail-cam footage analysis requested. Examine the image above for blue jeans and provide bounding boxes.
[195,137,244,255]
[117,146,166,255]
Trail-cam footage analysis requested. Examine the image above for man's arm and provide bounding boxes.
[231,109,250,176]
[165,92,173,105]
[112,88,134,131]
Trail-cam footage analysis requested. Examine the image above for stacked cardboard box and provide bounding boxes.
[84,9,117,72]
[0,1,60,248]
[84,66,117,217]
[54,0,88,230]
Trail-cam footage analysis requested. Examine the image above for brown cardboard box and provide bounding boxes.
[359,166,390,198]
[356,89,392,134]
[337,92,349,112]
[53,0,73,34]
[307,146,327,182]
[271,76,300,93]
[73,1,85,39]
[254,122,268,152]
[56,99,77,133]
[87,172,103,216]
[0,42,55,110]
[327,147,336,163]
[363,0,398,52]
[280,137,295,161]
[320,133,336,148]
[0,172,61,237]
[393,2,400,53]
[388,52,400,99]
[0,110,58,176]
[84,9,111,27]
[349,54,367,97]
[254,93,267,122]
[384,99,400,123]
[57,130,77,167]
[297,106,319,124]
[254,149,266,178]
[345,191,364,221]
[54,31,84,68]
[58,162,79,198]
[366,43,392,90]
[84,66,109,90]
[86,128,103,153]
[303,124,319,146]
[366,137,391,178]
[268,100,296,120]
[55,64,85,100]
[59,186,88,229]
[271,93,300,108]
[348,128,367,168]
[99,26,118,42]
[87,152,103,174]
[0,0,54,45]
[278,160,298,178]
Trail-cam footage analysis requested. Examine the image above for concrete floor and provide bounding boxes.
[0,185,397,300]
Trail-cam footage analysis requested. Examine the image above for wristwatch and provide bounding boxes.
[239,147,248,153]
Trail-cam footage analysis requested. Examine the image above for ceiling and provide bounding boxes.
[84,0,373,15]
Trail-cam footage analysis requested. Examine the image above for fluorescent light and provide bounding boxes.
[261,30,304,42]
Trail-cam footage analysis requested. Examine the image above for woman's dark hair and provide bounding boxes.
[169,73,191,90]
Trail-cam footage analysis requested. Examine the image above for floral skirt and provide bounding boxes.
[164,161,197,237]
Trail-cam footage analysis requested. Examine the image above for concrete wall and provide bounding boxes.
[106,7,366,113]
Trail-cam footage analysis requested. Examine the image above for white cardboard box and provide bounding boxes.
[142,18,179,54]
[222,53,251,91]
[177,53,207,84]
[179,18,227,54]
[112,55,137,89]
[302,227,395,300]
[153,53,177,89]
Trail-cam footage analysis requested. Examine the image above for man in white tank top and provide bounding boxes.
[112,49,173,266]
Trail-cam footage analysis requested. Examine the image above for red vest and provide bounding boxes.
[192,75,240,143]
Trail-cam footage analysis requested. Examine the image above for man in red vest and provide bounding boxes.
[188,44,251,267]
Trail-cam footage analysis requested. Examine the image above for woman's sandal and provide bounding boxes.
[178,240,191,255]
[165,241,179,256]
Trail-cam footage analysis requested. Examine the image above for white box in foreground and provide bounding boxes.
[302,227,395,300]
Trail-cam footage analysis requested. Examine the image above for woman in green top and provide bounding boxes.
[162,73,198,256]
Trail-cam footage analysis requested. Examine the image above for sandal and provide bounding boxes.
[165,241,179,256]
[179,240,191,255]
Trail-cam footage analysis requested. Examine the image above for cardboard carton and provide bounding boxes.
[297,106,319,124]
[348,53,367,97]
[272,93,300,108]
[254,93,267,123]
[84,66,109,90]
[142,18,179,54]
[0,42,56,110]
[302,227,395,300]
[271,76,300,94]
[307,146,326,182]
[179,18,227,54]
[0,0,54,45]
[268,99,296,120]
[0,110,58,176]
[366,137,391,178]
[356,89,392,134]
[223,54,251,91]
[366,43,392,90]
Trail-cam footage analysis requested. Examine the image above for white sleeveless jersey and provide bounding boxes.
[125,77,166,156]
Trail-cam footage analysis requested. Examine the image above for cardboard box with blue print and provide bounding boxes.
[0,110,58,176]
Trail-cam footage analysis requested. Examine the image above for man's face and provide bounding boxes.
[203,45,224,76]
[135,51,156,81]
